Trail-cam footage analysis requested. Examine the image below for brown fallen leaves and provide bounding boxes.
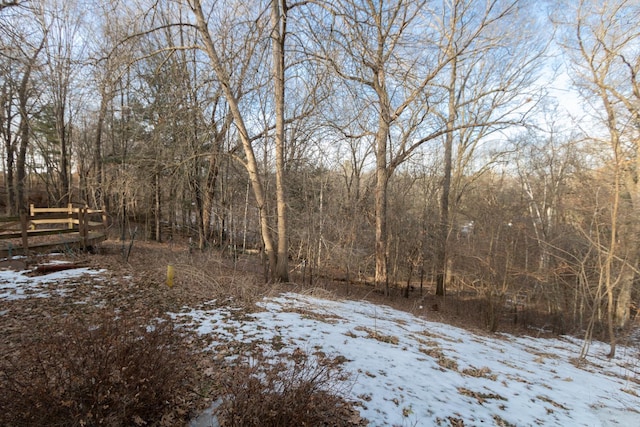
[0,242,368,426]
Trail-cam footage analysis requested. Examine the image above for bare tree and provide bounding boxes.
[435,0,550,296]
[1,1,49,213]
[513,119,578,274]
[305,0,450,293]
[36,0,87,206]
[187,0,291,281]
[0,2,42,213]
[306,0,546,295]
[559,0,640,357]
[270,0,289,280]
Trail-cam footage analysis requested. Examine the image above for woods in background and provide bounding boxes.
[1,0,638,355]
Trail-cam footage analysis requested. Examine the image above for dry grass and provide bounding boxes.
[92,240,268,311]
[0,240,369,426]
[0,308,201,427]
[3,236,631,426]
[419,346,459,371]
[457,387,507,404]
[461,366,498,380]
[536,395,569,410]
[493,414,518,427]
[354,326,400,345]
[213,348,365,427]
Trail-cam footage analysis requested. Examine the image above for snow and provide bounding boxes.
[176,294,640,426]
[1,263,639,426]
[0,263,105,301]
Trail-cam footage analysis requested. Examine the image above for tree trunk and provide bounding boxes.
[60,122,70,205]
[1,85,16,215]
[202,113,232,247]
[615,270,633,329]
[374,114,390,294]
[16,71,31,214]
[191,0,278,278]
[93,88,107,210]
[4,134,15,215]
[616,187,640,329]
[271,0,289,282]
[16,36,45,214]
[201,152,218,246]
[375,164,389,294]
[436,50,457,297]
[603,95,620,358]
[154,171,161,242]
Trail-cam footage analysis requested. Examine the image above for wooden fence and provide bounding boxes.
[0,204,107,257]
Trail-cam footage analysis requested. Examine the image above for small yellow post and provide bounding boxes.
[166,265,175,288]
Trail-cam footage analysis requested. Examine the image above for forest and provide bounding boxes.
[1,0,639,357]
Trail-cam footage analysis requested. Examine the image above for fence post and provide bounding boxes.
[68,203,74,230]
[102,211,108,236]
[81,207,88,249]
[20,212,29,255]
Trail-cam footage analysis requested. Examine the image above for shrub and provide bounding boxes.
[215,348,363,427]
[0,309,199,427]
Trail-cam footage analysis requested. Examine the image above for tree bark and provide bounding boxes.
[271,0,289,282]
[154,171,161,242]
[16,66,33,214]
[190,0,278,278]
[93,89,107,209]
[201,115,229,247]
[16,31,46,214]
[56,100,70,206]
[2,87,16,214]
[436,51,457,297]
[373,65,391,294]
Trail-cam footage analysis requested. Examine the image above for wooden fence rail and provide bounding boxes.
[0,204,107,257]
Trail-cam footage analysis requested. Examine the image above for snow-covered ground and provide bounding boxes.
[0,260,105,301]
[1,262,639,426]
[177,293,640,427]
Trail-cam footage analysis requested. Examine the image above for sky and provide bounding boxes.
[1,262,639,426]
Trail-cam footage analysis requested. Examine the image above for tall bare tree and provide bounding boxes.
[305,0,451,293]
[564,0,640,356]
[2,1,48,213]
[38,0,86,206]
[188,0,291,281]
[307,0,545,294]
[270,0,289,281]
[559,0,640,357]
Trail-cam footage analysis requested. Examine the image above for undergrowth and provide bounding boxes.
[214,348,364,426]
[0,309,200,427]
